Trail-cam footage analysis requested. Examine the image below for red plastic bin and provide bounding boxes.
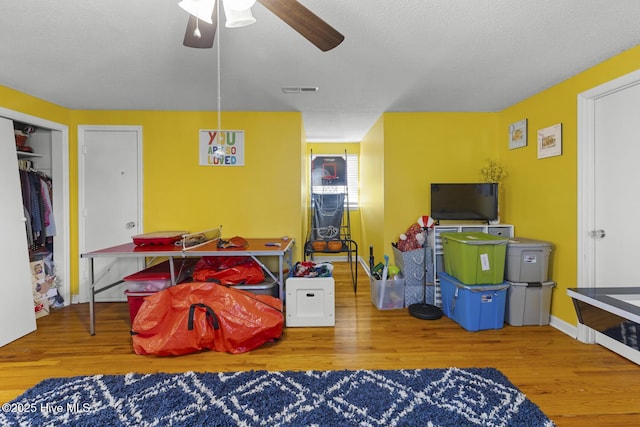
[125,290,157,324]
[124,259,198,323]
[123,258,198,292]
[131,231,187,246]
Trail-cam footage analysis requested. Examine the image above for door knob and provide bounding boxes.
[591,229,606,239]
[126,222,136,229]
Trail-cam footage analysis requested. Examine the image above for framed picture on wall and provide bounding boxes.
[537,123,563,159]
[508,119,527,149]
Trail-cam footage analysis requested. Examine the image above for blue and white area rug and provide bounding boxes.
[1,368,554,426]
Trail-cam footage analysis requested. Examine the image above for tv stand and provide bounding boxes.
[433,219,493,226]
[428,223,514,306]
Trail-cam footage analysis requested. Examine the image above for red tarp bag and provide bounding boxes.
[131,282,283,356]
[192,256,265,284]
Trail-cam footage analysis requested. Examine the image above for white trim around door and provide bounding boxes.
[577,68,640,343]
[77,125,144,303]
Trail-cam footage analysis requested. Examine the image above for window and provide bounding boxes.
[310,154,359,209]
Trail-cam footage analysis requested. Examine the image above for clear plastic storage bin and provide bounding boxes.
[370,277,405,310]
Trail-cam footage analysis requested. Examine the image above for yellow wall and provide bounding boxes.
[379,112,500,262]
[0,103,305,294]
[357,46,640,324]
[0,86,70,125]
[499,44,640,323]
[360,116,385,266]
[71,110,302,232]
[68,111,304,287]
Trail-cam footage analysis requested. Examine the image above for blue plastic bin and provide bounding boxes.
[439,272,508,331]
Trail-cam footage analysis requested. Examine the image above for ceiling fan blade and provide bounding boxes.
[257,0,344,51]
[183,2,218,48]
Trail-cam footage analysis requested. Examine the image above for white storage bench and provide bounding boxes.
[285,277,335,327]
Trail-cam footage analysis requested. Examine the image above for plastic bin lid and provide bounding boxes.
[507,237,553,248]
[440,231,508,245]
[455,283,510,292]
[123,259,198,281]
[124,290,158,296]
[440,272,509,291]
[124,262,173,281]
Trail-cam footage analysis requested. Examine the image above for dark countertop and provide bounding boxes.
[567,287,640,324]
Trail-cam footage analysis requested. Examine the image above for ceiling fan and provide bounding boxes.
[180,0,344,51]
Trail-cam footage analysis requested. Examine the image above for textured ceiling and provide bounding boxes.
[1,1,640,141]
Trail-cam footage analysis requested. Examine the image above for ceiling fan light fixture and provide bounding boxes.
[223,3,256,28]
[178,0,215,24]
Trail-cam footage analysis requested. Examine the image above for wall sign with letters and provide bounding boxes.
[199,130,244,166]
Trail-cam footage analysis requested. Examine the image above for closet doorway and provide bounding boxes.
[0,109,70,346]
[0,107,70,308]
[0,117,37,346]
[78,126,143,302]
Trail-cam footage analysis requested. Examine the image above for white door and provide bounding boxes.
[578,70,640,362]
[79,126,143,302]
[593,83,640,286]
[0,117,37,346]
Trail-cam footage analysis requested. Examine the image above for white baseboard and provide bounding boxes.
[550,315,578,339]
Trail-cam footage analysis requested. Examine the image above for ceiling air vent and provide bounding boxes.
[282,86,319,94]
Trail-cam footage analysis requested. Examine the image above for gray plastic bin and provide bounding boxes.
[505,237,552,283]
[231,282,278,297]
[505,281,555,326]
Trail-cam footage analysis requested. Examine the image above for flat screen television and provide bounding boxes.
[430,183,498,222]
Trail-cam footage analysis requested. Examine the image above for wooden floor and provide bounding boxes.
[1,262,639,426]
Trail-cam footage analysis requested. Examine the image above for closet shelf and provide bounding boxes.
[17,151,43,159]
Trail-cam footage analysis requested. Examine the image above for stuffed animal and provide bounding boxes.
[396,223,424,252]
[396,216,434,252]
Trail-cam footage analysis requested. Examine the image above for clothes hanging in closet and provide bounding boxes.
[18,160,56,250]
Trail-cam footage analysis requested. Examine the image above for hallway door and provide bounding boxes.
[79,126,143,302]
[593,82,640,286]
